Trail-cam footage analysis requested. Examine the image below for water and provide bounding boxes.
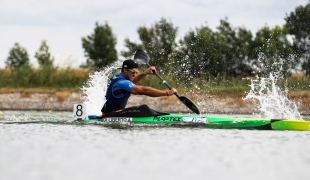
[1,82,310,180]
[0,111,310,180]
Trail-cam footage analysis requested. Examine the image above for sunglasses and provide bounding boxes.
[127,68,139,74]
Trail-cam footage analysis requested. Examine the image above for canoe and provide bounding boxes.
[85,114,310,131]
[1,114,308,131]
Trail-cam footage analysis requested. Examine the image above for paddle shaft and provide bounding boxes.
[146,64,181,98]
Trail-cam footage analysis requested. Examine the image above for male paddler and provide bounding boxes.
[101,59,177,116]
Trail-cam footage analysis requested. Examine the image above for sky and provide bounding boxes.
[0,0,309,68]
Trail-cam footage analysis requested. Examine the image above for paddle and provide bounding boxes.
[133,49,200,114]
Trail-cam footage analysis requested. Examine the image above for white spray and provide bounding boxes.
[81,65,119,116]
[81,59,301,119]
[243,73,301,119]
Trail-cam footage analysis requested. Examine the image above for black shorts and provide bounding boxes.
[103,104,169,117]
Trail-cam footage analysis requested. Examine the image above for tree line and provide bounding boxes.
[6,40,55,70]
[4,1,310,84]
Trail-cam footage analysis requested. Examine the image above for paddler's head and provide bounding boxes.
[121,59,139,81]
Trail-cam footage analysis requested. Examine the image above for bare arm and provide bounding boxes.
[131,85,177,97]
[133,66,156,85]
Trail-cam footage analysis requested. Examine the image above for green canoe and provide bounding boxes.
[85,114,310,131]
[1,113,308,131]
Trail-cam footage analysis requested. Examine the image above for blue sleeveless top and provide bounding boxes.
[103,74,135,113]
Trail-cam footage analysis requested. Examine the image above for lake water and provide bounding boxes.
[0,110,309,180]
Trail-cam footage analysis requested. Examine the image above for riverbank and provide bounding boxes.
[1,89,310,115]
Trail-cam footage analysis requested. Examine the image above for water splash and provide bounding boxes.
[81,66,119,116]
[243,73,301,119]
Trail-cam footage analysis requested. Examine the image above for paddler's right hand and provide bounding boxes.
[167,88,177,96]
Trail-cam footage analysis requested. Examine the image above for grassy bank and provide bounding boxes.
[0,68,89,89]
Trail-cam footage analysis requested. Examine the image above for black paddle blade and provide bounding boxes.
[178,96,200,114]
[133,49,150,65]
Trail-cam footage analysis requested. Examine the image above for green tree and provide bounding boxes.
[35,40,55,68]
[173,25,216,82]
[5,43,31,70]
[81,22,118,68]
[285,1,310,75]
[174,18,253,82]
[233,27,254,76]
[217,18,253,76]
[121,18,178,69]
[251,25,295,75]
[216,19,253,76]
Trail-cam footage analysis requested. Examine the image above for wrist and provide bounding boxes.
[166,91,169,96]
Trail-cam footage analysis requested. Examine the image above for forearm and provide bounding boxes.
[132,86,168,97]
[132,72,148,84]
[133,66,156,84]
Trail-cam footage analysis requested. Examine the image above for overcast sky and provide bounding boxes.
[0,0,309,68]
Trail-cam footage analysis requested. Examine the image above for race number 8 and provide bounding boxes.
[73,104,86,120]
[76,104,83,116]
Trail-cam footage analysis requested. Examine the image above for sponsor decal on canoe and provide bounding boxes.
[153,116,182,122]
[103,117,132,122]
[182,117,207,123]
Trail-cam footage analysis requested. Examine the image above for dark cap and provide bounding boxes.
[122,59,139,69]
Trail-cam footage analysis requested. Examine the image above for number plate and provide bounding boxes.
[73,104,86,120]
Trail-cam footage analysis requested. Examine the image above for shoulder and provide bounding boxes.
[111,73,124,80]
[113,79,135,91]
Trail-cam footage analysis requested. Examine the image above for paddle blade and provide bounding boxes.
[133,49,150,66]
[178,96,200,114]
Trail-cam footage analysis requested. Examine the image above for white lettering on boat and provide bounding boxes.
[182,117,207,123]
[104,117,132,122]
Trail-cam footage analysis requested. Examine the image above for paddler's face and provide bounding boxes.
[125,68,139,81]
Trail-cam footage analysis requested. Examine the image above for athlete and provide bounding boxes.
[101,59,177,114]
